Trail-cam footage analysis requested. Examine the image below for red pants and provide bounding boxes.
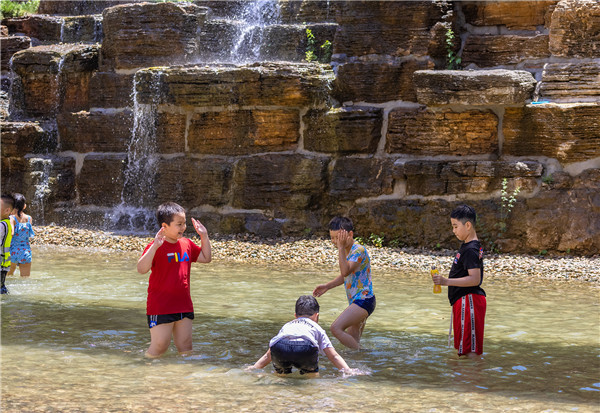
[452,294,486,356]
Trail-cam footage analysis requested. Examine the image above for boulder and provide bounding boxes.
[10,44,98,118]
[549,0,600,58]
[1,35,31,72]
[134,63,334,108]
[2,15,62,43]
[231,154,328,212]
[57,110,133,153]
[278,0,339,23]
[155,156,233,208]
[187,109,300,155]
[101,2,208,70]
[461,1,558,30]
[329,157,397,201]
[61,15,103,43]
[413,69,536,106]
[155,111,187,154]
[461,34,550,68]
[538,62,600,103]
[386,107,498,155]
[89,72,134,108]
[303,106,383,154]
[334,58,434,104]
[503,103,600,164]
[332,1,443,57]
[0,121,46,157]
[77,154,126,206]
[38,0,126,16]
[404,160,543,196]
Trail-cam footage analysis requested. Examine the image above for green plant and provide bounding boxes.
[538,249,548,256]
[542,174,554,185]
[445,27,461,69]
[368,233,385,248]
[498,178,521,235]
[388,238,403,248]
[0,0,39,19]
[305,28,332,63]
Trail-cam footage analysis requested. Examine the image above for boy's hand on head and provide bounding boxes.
[192,218,207,236]
[336,229,350,249]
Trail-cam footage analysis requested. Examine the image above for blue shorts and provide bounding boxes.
[147,312,194,329]
[352,295,376,316]
[270,338,319,374]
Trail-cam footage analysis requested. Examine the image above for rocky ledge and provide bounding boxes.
[30,225,599,283]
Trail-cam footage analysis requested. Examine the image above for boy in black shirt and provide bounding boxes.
[432,204,486,358]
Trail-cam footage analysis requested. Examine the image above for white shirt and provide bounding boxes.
[269,317,333,353]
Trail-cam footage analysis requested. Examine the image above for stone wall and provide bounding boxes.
[1,0,599,255]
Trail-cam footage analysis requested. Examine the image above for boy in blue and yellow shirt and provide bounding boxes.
[1,194,15,294]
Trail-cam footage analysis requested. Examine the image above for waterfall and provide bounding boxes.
[106,70,161,232]
[28,157,53,225]
[229,0,281,62]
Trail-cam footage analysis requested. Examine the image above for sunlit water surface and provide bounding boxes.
[2,246,599,412]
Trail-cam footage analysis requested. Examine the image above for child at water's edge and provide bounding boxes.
[249,295,356,375]
[8,193,35,278]
[137,202,212,358]
[313,217,375,349]
[0,194,15,294]
[432,204,486,359]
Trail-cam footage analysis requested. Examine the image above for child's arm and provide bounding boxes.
[323,347,351,372]
[336,230,360,277]
[250,349,272,369]
[433,268,481,287]
[136,228,165,274]
[192,218,212,263]
[313,273,344,297]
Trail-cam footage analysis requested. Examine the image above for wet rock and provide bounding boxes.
[538,62,600,103]
[329,157,396,201]
[386,107,498,155]
[334,58,434,104]
[101,2,208,70]
[89,72,133,108]
[61,15,103,43]
[503,103,600,164]
[260,23,337,62]
[2,15,62,44]
[549,0,600,58]
[38,0,126,16]
[1,35,31,72]
[0,121,45,157]
[77,154,126,206]
[303,106,382,154]
[461,34,550,68]
[413,69,536,106]
[461,1,558,30]
[57,110,133,153]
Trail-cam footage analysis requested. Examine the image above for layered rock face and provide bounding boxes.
[1,0,598,255]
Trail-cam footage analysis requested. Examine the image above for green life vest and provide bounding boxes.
[1,218,12,268]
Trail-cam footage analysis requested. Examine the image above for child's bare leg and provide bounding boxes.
[7,263,17,276]
[172,317,193,355]
[146,323,174,358]
[330,304,368,350]
[18,263,31,277]
[346,318,367,344]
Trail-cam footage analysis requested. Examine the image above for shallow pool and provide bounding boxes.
[1,246,599,412]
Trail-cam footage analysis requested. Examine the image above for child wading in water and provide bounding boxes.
[432,204,486,358]
[8,194,34,278]
[313,217,375,349]
[137,202,212,358]
[249,295,358,376]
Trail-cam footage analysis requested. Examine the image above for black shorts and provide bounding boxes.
[353,295,376,316]
[147,312,194,329]
[270,338,319,374]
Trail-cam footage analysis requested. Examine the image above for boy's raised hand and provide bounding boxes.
[154,227,166,248]
[336,229,351,249]
[192,217,207,237]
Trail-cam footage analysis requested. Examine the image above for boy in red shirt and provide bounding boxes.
[137,202,212,358]
[432,204,486,359]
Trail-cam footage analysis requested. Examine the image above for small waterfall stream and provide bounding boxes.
[229,0,281,62]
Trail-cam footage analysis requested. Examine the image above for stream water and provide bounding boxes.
[1,246,599,412]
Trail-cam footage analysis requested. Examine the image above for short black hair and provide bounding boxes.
[156,202,185,226]
[329,216,354,232]
[1,194,15,209]
[451,204,477,226]
[295,295,320,317]
[13,193,26,218]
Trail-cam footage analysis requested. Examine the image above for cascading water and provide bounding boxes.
[229,0,281,62]
[27,157,53,225]
[106,71,161,233]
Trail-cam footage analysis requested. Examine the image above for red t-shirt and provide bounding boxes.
[143,238,202,315]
